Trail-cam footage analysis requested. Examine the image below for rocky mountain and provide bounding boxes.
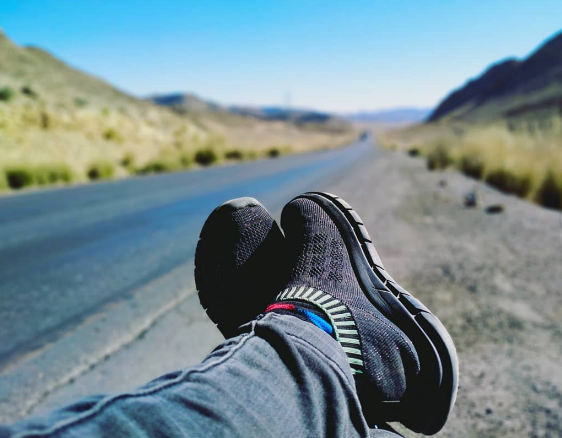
[428,30,562,125]
[149,93,351,132]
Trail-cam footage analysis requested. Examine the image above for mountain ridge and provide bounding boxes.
[428,30,562,123]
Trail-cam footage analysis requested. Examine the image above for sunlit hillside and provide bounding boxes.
[378,31,562,211]
[0,30,354,192]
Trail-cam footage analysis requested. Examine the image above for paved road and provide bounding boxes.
[0,139,373,421]
[2,141,561,437]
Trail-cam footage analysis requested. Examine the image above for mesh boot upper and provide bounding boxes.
[279,198,421,402]
[196,201,284,338]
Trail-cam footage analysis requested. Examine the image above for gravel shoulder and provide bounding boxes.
[329,149,562,438]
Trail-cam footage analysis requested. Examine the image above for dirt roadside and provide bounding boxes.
[329,149,562,437]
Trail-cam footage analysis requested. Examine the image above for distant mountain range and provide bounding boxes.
[429,30,562,124]
[343,108,432,123]
[147,93,350,131]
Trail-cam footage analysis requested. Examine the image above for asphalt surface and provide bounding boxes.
[0,139,373,421]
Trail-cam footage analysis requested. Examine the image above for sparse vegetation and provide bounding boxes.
[0,172,7,191]
[0,31,354,196]
[408,147,421,157]
[224,150,244,160]
[5,167,34,189]
[267,147,281,158]
[74,97,88,107]
[485,168,532,197]
[194,148,219,166]
[459,155,485,179]
[87,161,115,181]
[120,153,135,171]
[21,86,38,99]
[536,171,562,210]
[426,142,453,170]
[34,164,73,185]
[103,128,122,142]
[137,151,191,175]
[0,86,15,102]
[382,124,562,211]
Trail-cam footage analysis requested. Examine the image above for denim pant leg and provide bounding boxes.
[1,313,401,438]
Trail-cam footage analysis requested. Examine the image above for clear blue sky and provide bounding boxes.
[2,0,561,112]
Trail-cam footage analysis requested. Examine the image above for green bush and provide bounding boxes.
[225,150,244,160]
[103,128,122,142]
[179,153,191,168]
[87,161,115,181]
[407,147,421,157]
[0,86,15,102]
[41,112,51,130]
[34,164,73,185]
[459,155,485,180]
[485,168,532,197]
[5,167,34,189]
[21,86,38,99]
[426,144,453,170]
[267,148,281,158]
[0,171,8,191]
[245,150,258,160]
[137,160,172,175]
[136,152,191,175]
[74,97,88,107]
[536,171,562,210]
[194,148,219,166]
[120,153,135,170]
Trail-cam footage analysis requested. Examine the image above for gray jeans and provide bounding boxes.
[1,313,401,438]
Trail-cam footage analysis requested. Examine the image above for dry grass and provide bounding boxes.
[380,123,562,210]
[0,30,356,194]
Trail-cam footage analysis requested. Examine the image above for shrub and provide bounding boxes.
[485,168,532,197]
[459,155,485,180]
[136,152,191,175]
[5,167,34,189]
[408,147,421,157]
[41,112,50,130]
[267,148,281,158]
[426,144,453,170]
[120,153,135,170]
[87,161,115,181]
[0,86,15,102]
[0,171,8,191]
[103,128,122,142]
[137,161,170,174]
[74,97,88,107]
[179,153,191,168]
[536,171,562,210]
[35,164,73,185]
[245,150,259,160]
[194,148,219,166]
[21,86,38,98]
[225,150,244,160]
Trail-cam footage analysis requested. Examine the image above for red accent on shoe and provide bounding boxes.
[265,303,296,313]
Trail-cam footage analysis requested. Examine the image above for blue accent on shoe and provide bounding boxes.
[298,308,333,335]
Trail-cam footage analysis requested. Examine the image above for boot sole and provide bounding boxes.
[298,192,458,435]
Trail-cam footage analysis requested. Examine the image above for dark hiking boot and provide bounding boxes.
[267,192,458,435]
[195,197,284,338]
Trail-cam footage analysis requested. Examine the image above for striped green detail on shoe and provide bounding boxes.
[275,286,364,375]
